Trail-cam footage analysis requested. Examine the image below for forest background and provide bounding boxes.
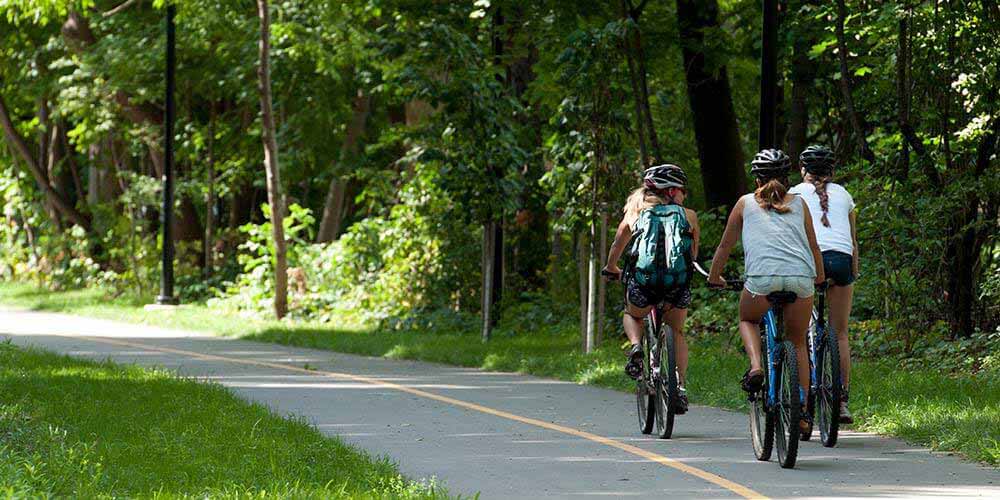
[1,0,998,378]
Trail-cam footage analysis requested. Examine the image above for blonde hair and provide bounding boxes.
[623,187,669,219]
[754,177,791,214]
[804,172,832,227]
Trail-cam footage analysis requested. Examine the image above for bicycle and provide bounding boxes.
[695,262,803,469]
[802,281,842,447]
[602,269,681,439]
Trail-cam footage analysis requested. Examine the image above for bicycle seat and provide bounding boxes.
[766,291,798,305]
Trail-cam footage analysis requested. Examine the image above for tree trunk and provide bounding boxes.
[676,0,747,209]
[834,0,874,162]
[482,221,496,341]
[621,0,659,165]
[256,0,288,319]
[204,107,216,274]
[586,223,599,354]
[896,14,910,176]
[0,91,90,229]
[787,35,815,166]
[596,211,608,346]
[317,90,371,243]
[577,230,590,350]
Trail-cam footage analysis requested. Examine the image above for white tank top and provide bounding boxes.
[789,182,855,255]
[740,194,816,278]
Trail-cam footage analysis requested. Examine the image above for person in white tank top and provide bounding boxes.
[708,149,825,436]
[789,145,859,424]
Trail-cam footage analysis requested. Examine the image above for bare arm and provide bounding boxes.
[708,199,744,286]
[849,210,859,276]
[604,217,633,274]
[801,202,826,284]
[685,208,700,260]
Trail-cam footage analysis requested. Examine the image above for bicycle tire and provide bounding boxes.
[802,311,819,442]
[636,320,655,434]
[655,324,677,439]
[749,330,773,461]
[818,329,842,447]
[775,340,801,469]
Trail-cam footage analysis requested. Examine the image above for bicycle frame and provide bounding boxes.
[761,308,781,408]
[807,287,828,394]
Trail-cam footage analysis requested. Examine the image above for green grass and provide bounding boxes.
[0,340,448,499]
[1,281,998,466]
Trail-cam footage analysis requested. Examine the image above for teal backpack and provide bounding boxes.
[626,204,693,288]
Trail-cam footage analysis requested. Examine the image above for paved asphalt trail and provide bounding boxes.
[1,309,997,498]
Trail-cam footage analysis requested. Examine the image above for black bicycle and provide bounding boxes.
[603,269,680,439]
[696,262,802,469]
[802,281,842,447]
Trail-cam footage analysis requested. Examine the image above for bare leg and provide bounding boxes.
[624,302,652,346]
[828,284,854,390]
[665,306,688,385]
[739,290,772,373]
[783,296,814,399]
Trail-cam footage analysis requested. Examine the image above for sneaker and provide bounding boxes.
[675,386,689,414]
[839,400,854,424]
[740,369,765,393]
[625,344,643,380]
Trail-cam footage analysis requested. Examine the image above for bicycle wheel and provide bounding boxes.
[775,340,801,469]
[636,320,655,435]
[801,314,818,442]
[818,329,842,447]
[654,325,677,439]
[749,331,773,461]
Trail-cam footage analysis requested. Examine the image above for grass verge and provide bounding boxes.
[1,281,997,466]
[0,339,447,498]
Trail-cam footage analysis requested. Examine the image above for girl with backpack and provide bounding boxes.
[789,145,858,424]
[603,164,700,413]
[707,149,825,435]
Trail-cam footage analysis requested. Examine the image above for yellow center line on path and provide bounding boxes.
[74,334,767,499]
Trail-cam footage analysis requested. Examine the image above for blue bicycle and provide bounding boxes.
[695,262,802,469]
[751,289,803,469]
[802,282,842,447]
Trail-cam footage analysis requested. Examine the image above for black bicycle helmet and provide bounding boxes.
[799,145,836,176]
[643,163,687,190]
[750,149,791,179]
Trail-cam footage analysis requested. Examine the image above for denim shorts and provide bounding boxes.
[822,250,856,287]
[744,275,815,299]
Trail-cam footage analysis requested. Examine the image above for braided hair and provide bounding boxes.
[799,145,837,227]
[809,174,832,227]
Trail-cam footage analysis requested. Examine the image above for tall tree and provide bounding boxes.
[316,89,370,243]
[676,0,746,209]
[256,0,289,319]
[0,91,90,229]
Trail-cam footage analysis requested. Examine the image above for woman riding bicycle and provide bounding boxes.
[789,145,858,424]
[707,149,825,434]
[603,164,700,413]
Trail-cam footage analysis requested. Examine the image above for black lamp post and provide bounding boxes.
[759,0,778,150]
[156,4,179,305]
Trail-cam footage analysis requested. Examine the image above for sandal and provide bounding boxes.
[740,369,765,393]
[799,406,813,435]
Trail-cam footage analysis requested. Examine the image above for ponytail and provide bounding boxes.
[755,177,791,214]
[806,173,832,227]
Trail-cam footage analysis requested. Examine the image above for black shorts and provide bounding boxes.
[626,279,692,310]
[822,250,856,287]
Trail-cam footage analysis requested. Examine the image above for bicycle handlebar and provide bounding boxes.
[694,260,743,291]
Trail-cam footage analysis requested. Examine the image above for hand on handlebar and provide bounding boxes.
[707,274,727,289]
[601,266,621,282]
